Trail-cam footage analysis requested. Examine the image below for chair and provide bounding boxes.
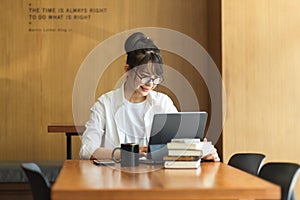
[21,162,51,200]
[258,162,300,200]
[228,153,266,175]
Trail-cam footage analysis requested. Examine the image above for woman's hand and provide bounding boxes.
[202,147,220,162]
[202,138,220,162]
[139,146,148,157]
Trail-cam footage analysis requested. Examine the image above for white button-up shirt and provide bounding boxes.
[79,83,178,159]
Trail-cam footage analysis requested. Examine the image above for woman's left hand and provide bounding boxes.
[202,138,220,162]
[202,147,220,162]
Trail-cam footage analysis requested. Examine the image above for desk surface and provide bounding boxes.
[52,160,280,200]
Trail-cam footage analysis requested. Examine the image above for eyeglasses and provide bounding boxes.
[133,70,164,85]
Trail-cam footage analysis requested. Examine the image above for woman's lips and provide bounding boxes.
[141,86,151,92]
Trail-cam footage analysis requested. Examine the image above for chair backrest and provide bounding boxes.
[228,153,266,175]
[258,162,300,200]
[21,162,51,200]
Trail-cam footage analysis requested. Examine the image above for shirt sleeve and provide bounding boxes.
[166,96,178,113]
[79,101,106,160]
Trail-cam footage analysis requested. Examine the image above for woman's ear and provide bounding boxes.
[124,64,130,72]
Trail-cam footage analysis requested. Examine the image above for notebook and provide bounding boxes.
[139,111,208,165]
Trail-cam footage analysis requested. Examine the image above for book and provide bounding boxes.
[164,159,201,169]
[168,149,203,157]
[167,142,204,150]
[171,138,201,143]
[167,139,215,158]
[163,156,201,161]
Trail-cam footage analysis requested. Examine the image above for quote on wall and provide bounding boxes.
[28,2,108,32]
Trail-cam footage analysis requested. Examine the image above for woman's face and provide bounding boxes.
[127,62,163,97]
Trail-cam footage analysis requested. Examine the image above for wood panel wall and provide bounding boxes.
[222,0,300,196]
[1,0,222,161]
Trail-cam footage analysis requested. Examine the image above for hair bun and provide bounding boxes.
[124,32,157,53]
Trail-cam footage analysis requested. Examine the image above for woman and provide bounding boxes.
[80,32,219,161]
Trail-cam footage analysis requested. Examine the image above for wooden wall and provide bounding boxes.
[1,0,222,160]
[4,0,299,195]
[222,0,300,196]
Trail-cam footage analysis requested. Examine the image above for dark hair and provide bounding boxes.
[124,32,163,75]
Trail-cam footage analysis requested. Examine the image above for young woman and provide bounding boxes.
[80,32,219,161]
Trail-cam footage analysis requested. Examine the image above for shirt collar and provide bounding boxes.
[120,82,154,106]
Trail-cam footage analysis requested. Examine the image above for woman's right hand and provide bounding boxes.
[139,146,148,157]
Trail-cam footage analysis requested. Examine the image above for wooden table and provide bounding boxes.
[52,160,280,200]
[48,125,85,159]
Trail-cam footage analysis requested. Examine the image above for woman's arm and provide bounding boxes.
[80,102,106,159]
[90,147,120,160]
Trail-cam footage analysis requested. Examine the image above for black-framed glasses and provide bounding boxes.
[133,70,164,85]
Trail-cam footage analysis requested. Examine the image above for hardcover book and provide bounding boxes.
[163,156,201,161]
[164,159,201,169]
[167,139,214,158]
[167,142,204,150]
[168,149,203,157]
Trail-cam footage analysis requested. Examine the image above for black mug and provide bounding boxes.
[112,143,139,167]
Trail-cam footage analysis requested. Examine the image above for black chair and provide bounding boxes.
[21,162,51,200]
[258,162,300,200]
[228,153,266,175]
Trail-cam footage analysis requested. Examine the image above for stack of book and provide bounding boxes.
[163,138,214,169]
